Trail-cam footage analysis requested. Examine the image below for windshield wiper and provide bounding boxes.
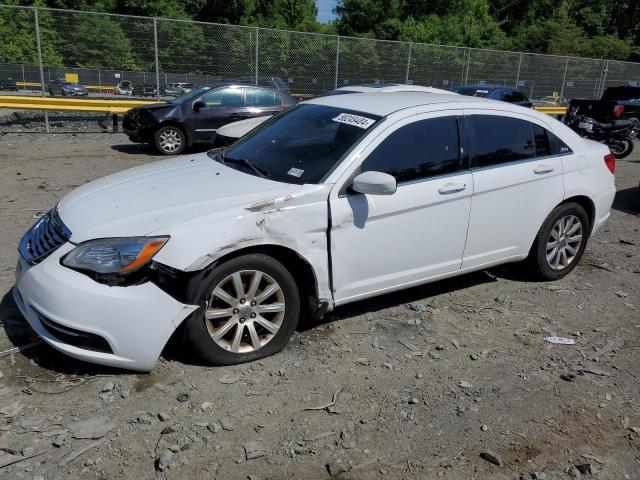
[223,157,271,179]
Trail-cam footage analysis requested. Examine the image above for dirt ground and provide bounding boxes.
[0,132,638,480]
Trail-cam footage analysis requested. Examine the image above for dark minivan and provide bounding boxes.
[452,85,533,108]
[123,84,297,155]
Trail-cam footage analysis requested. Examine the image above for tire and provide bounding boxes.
[608,138,634,159]
[153,125,186,155]
[527,202,589,280]
[184,253,300,365]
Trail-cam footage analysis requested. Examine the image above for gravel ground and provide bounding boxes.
[0,132,638,480]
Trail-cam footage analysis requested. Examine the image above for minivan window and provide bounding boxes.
[468,115,534,167]
[214,104,382,184]
[361,117,460,183]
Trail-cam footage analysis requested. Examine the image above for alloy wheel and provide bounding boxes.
[546,215,583,270]
[205,270,285,354]
[158,128,182,153]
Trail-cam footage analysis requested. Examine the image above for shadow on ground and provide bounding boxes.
[612,185,640,215]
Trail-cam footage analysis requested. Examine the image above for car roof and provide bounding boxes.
[306,91,513,116]
[335,84,457,95]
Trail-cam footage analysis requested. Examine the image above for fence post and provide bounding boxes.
[21,63,25,83]
[153,18,160,100]
[599,60,609,98]
[255,27,259,85]
[515,52,523,88]
[33,8,49,133]
[464,49,470,85]
[405,42,412,85]
[334,36,340,89]
[560,57,569,98]
[460,48,466,85]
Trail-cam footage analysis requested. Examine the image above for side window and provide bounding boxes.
[361,117,460,183]
[201,88,242,107]
[533,124,551,157]
[548,130,573,155]
[468,115,534,167]
[504,90,526,103]
[490,90,505,100]
[246,88,279,107]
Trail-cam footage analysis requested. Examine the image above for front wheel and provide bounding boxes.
[527,202,589,280]
[153,125,186,155]
[608,138,634,159]
[184,254,300,365]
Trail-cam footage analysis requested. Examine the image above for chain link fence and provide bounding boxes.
[1,4,640,131]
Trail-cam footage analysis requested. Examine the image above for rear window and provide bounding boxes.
[602,87,640,101]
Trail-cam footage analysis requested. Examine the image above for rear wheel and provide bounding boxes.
[153,125,185,155]
[608,138,633,159]
[185,254,300,365]
[527,202,589,280]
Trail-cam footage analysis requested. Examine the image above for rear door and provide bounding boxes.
[186,87,244,143]
[461,111,565,269]
[330,112,473,304]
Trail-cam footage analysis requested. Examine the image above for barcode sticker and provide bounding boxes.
[332,113,376,129]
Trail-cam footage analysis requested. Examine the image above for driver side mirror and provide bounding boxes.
[351,171,396,195]
[193,100,207,111]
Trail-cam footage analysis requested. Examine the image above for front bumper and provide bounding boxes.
[13,243,198,371]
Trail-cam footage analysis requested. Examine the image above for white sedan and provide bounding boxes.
[14,92,616,371]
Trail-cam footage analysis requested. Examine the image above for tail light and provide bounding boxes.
[604,153,615,174]
[613,104,624,117]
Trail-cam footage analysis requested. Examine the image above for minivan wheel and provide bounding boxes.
[185,254,300,365]
[528,202,589,280]
[154,125,185,155]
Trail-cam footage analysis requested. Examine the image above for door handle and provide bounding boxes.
[534,165,555,174]
[438,183,466,194]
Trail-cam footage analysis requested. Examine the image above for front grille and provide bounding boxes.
[19,208,71,265]
[36,310,112,354]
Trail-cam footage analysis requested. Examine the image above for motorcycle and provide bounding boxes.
[565,110,634,159]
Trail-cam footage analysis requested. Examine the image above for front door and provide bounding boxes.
[188,87,244,142]
[329,112,473,304]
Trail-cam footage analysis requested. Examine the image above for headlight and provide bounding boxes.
[62,237,168,274]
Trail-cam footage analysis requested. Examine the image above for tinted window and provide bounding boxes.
[469,115,534,167]
[504,90,526,102]
[455,87,490,97]
[361,117,460,183]
[216,104,381,184]
[533,124,550,156]
[246,88,280,107]
[202,88,242,107]
[548,130,573,155]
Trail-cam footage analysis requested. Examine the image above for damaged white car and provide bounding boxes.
[14,92,616,371]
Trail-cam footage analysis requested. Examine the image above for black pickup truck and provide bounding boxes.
[569,86,640,130]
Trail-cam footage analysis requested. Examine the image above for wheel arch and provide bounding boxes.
[560,195,595,233]
[200,244,323,321]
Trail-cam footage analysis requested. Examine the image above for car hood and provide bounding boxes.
[57,153,300,243]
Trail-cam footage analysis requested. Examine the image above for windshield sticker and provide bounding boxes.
[332,113,376,129]
[287,167,304,178]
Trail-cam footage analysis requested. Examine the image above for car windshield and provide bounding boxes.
[208,104,382,185]
[170,86,211,104]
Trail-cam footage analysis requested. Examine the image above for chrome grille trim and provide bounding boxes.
[19,208,71,265]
